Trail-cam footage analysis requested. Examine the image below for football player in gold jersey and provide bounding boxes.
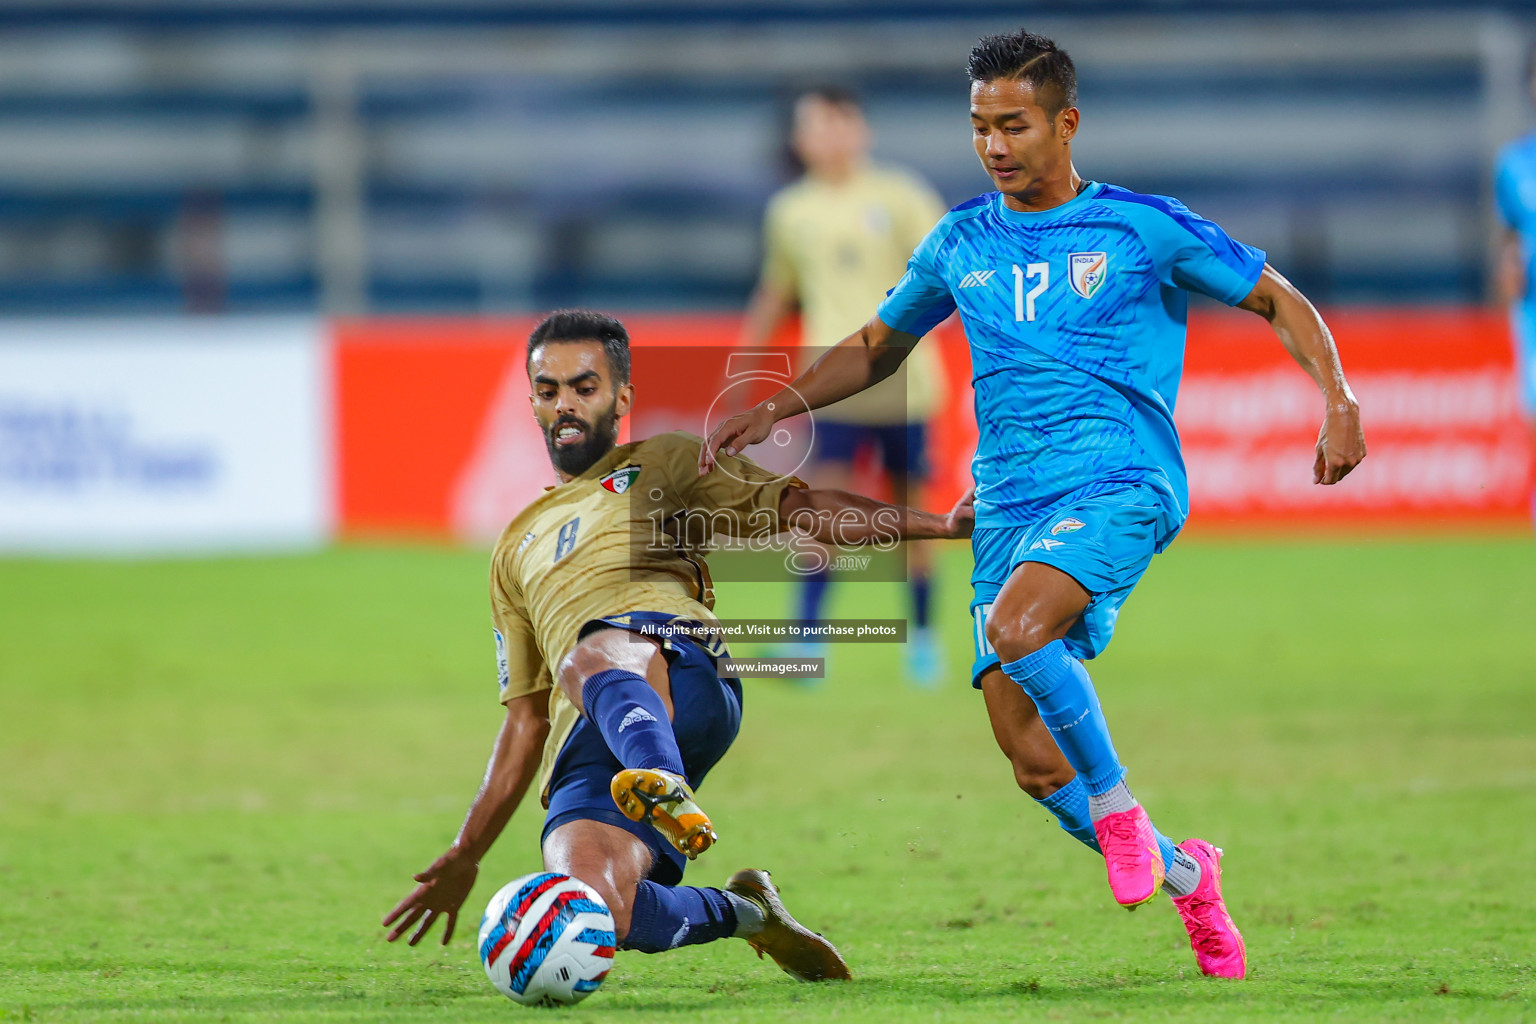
[384,309,972,982]
[742,85,949,685]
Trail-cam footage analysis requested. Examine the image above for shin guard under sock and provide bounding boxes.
[581,668,684,775]
[1001,640,1124,795]
[621,882,738,953]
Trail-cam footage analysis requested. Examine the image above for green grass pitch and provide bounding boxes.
[1,538,1534,1022]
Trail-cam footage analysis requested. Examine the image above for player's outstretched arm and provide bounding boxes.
[779,484,974,544]
[1495,227,1526,307]
[383,689,550,947]
[1238,264,1366,485]
[700,315,920,475]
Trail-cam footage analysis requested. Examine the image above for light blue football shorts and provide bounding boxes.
[968,483,1182,686]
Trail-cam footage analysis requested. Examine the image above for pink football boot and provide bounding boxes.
[1092,804,1165,909]
[1171,838,1247,979]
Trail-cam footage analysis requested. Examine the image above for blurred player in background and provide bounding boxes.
[1492,49,1536,530]
[741,85,949,685]
[383,310,971,979]
[706,30,1366,980]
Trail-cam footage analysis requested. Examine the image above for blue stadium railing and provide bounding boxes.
[0,1,1525,29]
[0,42,1497,312]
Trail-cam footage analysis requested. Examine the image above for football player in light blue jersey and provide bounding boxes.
[1493,56,1536,528]
[703,28,1366,980]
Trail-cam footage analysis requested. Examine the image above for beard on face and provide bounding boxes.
[544,400,620,478]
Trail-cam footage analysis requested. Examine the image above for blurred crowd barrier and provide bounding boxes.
[0,310,1526,554]
[0,8,1526,313]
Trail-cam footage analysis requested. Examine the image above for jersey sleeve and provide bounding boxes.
[759,193,799,293]
[876,217,957,337]
[1495,151,1523,232]
[689,451,806,538]
[1109,194,1266,306]
[652,432,805,540]
[489,555,550,706]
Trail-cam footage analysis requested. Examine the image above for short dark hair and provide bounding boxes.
[526,309,631,385]
[967,29,1077,116]
[797,83,862,111]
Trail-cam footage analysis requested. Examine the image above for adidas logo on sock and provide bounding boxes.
[617,706,658,732]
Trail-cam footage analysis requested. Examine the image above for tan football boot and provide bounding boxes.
[726,868,851,982]
[610,768,717,859]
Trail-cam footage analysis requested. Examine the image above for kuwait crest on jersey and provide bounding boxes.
[1068,252,1108,299]
[1050,517,1086,536]
[600,465,641,494]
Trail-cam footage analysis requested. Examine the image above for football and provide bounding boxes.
[478,872,616,1006]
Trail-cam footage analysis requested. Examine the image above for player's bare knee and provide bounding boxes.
[553,649,592,707]
[555,629,652,708]
[985,615,1060,664]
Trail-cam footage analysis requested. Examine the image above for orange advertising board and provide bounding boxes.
[1180,308,1530,529]
[332,310,1531,540]
[333,317,536,537]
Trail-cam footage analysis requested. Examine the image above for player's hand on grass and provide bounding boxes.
[1314,401,1366,485]
[943,487,976,539]
[699,405,775,475]
[383,849,479,946]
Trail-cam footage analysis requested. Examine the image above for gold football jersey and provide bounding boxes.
[489,431,802,799]
[761,163,947,424]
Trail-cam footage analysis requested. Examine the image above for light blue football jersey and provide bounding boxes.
[1496,133,1536,307]
[877,182,1265,532]
[1495,134,1536,413]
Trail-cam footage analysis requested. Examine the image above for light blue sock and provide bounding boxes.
[1037,776,1100,852]
[1001,640,1124,795]
[1037,776,1178,875]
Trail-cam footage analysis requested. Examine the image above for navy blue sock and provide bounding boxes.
[620,882,738,953]
[1001,640,1124,795]
[1036,776,1178,874]
[910,572,932,630]
[797,569,831,624]
[581,669,684,775]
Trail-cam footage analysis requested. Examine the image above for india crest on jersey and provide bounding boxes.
[600,466,641,494]
[1068,252,1108,299]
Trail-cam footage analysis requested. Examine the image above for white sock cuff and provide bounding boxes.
[1163,846,1203,898]
[723,891,765,938]
[1087,779,1138,820]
